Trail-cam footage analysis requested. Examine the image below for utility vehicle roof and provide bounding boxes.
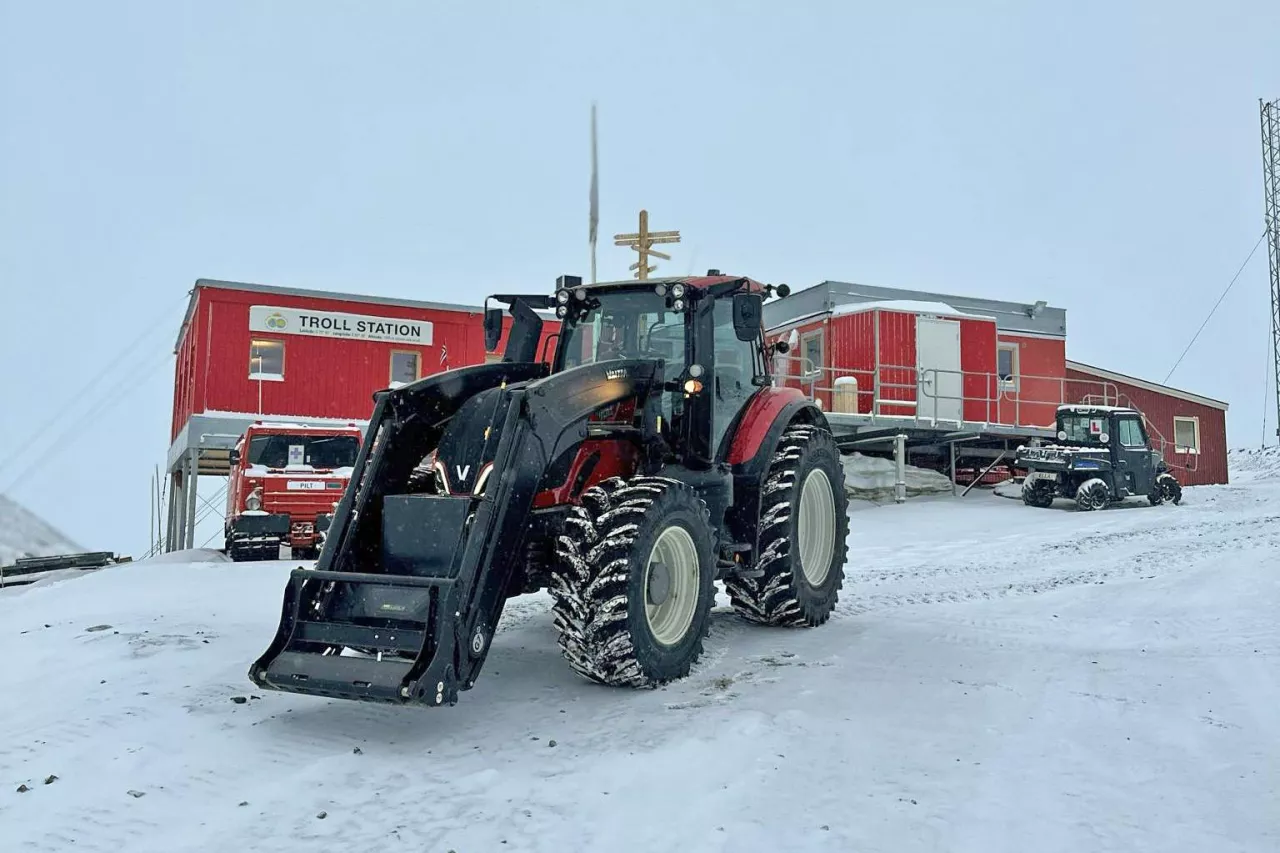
[1056,404,1140,416]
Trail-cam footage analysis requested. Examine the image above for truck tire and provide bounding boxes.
[724,424,848,627]
[1155,472,1182,505]
[551,476,715,687]
[1022,479,1055,508]
[1075,477,1110,511]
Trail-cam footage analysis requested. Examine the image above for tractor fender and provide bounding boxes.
[724,387,830,554]
[726,387,829,470]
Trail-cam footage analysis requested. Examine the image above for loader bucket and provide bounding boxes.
[247,362,548,706]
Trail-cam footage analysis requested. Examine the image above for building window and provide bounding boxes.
[997,342,1019,390]
[390,350,420,385]
[1173,416,1201,454]
[800,331,824,382]
[249,339,284,380]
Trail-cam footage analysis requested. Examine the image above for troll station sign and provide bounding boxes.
[249,305,433,346]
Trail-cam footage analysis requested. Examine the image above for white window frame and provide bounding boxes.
[997,342,1019,391]
[1173,415,1201,455]
[249,338,285,381]
[799,330,824,383]
[389,349,421,387]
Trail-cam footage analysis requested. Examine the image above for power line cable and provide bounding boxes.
[1163,229,1268,384]
[0,293,190,478]
[1,348,175,494]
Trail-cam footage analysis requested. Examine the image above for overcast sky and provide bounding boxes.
[2,1,1278,555]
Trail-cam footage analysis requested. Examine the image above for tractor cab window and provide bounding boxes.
[711,297,761,456]
[558,288,689,438]
[559,290,683,369]
[246,434,360,469]
[1058,412,1108,445]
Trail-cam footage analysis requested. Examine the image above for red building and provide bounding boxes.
[764,280,1230,487]
[164,278,557,551]
[1063,360,1229,486]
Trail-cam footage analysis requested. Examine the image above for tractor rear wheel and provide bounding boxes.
[725,424,849,627]
[551,476,715,687]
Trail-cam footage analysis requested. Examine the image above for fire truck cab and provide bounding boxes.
[224,422,363,561]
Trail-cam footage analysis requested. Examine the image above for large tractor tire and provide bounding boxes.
[1154,472,1182,506]
[1075,477,1111,511]
[551,476,716,687]
[1022,478,1055,508]
[725,424,848,627]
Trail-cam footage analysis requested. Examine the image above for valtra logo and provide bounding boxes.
[265,312,288,330]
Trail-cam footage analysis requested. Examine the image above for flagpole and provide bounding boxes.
[589,101,599,284]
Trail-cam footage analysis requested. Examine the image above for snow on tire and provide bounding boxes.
[724,424,849,627]
[1075,477,1110,511]
[551,476,715,687]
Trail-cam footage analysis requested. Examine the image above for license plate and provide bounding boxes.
[1027,471,1057,483]
[287,481,326,491]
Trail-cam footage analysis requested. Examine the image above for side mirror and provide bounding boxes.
[776,283,790,298]
[771,339,791,355]
[732,293,763,342]
[483,307,504,353]
[228,448,241,467]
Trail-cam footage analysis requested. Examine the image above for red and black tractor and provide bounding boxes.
[249,273,850,706]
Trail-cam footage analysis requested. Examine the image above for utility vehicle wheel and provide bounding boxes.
[1155,472,1182,505]
[551,476,715,687]
[724,424,849,627]
[1022,479,1055,508]
[1075,477,1110,511]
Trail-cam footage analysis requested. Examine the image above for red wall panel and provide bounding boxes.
[877,310,917,416]
[172,286,558,440]
[1064,368,1228,486]
[959,317,998,423]
[994,334,1068,427]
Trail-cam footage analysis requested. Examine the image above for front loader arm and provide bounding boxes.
[446,358,664,690]
[249,357,664,707]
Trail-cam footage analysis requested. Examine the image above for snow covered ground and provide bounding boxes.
[2,458,1277,853]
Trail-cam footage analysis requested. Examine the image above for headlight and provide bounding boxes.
[673,298,686,311]
[671,283,686,298]
[574,288,587,301]
[556,289,570,304]
[245,490,262,511]
[556,304,568,318]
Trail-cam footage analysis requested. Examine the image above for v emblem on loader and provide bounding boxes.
[455,464,471,482]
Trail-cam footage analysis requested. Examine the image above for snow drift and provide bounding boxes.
[1227,445,1280,482]
[0,493,82,566]
[840,452,953,500]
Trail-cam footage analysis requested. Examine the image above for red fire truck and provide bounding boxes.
[223,421,364,561]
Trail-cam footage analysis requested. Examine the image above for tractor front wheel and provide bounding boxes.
[1075,477,1110,511]
[551,476,716,687]
[725,424,849,627]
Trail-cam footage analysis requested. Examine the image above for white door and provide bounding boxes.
[916,316,963,423]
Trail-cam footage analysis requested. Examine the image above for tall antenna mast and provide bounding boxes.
[1262,97,1280,442]
[589,102,599,284]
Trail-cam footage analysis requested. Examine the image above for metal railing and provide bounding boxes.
[770,356,1119,432]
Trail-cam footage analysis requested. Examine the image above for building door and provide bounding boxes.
[916,316,963,423]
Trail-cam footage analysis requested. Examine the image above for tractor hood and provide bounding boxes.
[432,386,514,496]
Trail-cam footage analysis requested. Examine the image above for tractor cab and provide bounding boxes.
[1016,404,1180,510]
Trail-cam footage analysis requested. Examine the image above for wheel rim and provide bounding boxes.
[798,468,837,585]
[644,525,701,646]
